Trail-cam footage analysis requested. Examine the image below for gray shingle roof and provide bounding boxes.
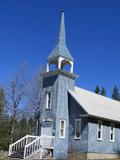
[69,86,120,122]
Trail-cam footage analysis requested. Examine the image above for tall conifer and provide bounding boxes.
[94,85,100,94]
[100,88,106,96]
[112,85,120,101]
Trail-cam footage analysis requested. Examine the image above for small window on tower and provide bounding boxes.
[59,119,66,138]
[46,92,52,109]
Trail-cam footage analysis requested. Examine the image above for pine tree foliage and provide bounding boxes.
[28,117,36,135]
[112,85,120,101]
[18,114,28,138]
[94,85,100,94]
[0,86,6,117]
[100,88,106,96]
[0,86,11,150]
[0,117,11,150]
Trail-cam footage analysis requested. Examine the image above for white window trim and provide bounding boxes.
[46,92,52,109]
[110,123,115,142]
[74,119,81,139]
[97,120,103,141]
[59,119,66,139]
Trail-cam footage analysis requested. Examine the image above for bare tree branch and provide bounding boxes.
[6,63,28,143]
[25,65,45,135]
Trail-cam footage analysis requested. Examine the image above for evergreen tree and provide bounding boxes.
[0,86,6,118]
[0,117,11,150]
[94,85,100,94]
[18,114,28,138]
[28,117,36,135]
[100,88,106,96]
[0,86,11,150]
[112,85,120,101]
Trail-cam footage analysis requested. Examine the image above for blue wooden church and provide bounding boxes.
[8,10,120,160]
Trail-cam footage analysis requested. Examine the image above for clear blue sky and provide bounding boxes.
[0,0,120,96]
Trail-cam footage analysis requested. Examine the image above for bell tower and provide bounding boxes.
[46,11,74,74]
[40,10,76,159]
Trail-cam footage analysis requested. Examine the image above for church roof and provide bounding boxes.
[48,11,74,62]
[69,86,120,122]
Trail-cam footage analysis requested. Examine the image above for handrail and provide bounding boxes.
[10,135,28,148]
[9,135,55,159]
[25,137,40,148]
[8,135,38,156]
[24,136,55,159]
[24,137,41,159]
[9,135,38,148]
[25,135,55,148]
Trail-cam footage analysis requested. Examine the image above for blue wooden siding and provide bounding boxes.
[54,74,74,159]
[68,95,88,153]
[68,95,120,155]
[88,118,120,154]
[41,72,75,159]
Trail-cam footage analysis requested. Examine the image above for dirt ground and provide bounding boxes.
[0,151,8,160]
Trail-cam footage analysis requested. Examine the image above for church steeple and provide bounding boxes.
[47,10,74,73]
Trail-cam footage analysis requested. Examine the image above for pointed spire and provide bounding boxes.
[57,10,66,45]
[48,9,74,62]
[57,3,66,45]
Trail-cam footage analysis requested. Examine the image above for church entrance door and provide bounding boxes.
[41,122,53,136]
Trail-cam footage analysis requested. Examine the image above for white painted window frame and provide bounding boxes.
[59,119,66,139]
[46,92,52,109]
[75,119,81,139]
[97,120,103,141]
[110,123,115,142]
